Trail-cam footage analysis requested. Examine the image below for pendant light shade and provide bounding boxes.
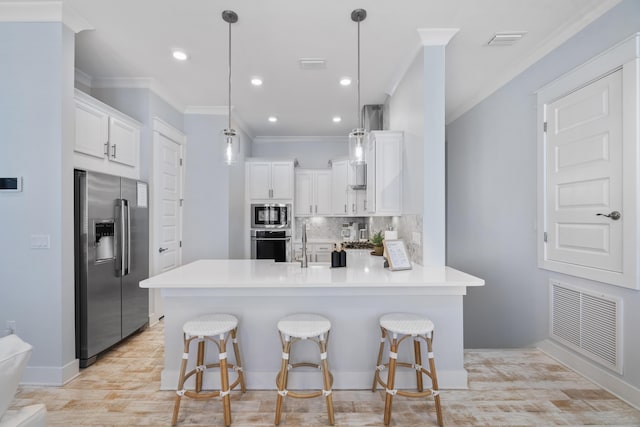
[349,8,369,167]
[222,10,238,165]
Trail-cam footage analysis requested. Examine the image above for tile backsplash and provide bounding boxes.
[294,215,423,265]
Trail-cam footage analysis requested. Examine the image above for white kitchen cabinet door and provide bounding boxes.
[247,162,272,199]
[373,131,403,215]
[271,162,294,199]
[73,89,141,179]
[332,161,350,216]
[314,170,333,215]
[108,116,138,167]
[365,134,376,214]
[75,99,109,159]
[295,170,314,216]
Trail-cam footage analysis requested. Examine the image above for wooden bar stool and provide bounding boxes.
[371,313,443,426]
[171,313,246,427]
[274,313,335,426]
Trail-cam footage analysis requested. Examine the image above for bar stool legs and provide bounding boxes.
[274,313,335,426]
[171,314,246,427]
[372,313,443,426]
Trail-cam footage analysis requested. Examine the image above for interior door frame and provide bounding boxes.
[536,33,640,290]
[150,117,186,323]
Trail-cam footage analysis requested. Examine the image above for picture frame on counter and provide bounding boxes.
[383,239,412,271]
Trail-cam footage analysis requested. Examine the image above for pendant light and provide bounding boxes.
[348,8,368,167]
[222,10,238,165]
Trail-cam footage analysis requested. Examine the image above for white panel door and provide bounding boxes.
[545,70,623,272]
[155,134,183,273]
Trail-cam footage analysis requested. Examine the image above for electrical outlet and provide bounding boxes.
[6,320,16,334]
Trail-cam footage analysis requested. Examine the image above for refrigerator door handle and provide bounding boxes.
[125,200,131,276]
[117,199,127,277]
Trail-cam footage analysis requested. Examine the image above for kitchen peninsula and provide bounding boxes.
[140,251,484,390]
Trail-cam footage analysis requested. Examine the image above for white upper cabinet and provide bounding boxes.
[372,131,403,216]
[73,89,141,179]
[107,116,138,167]
[247,160,294,201]
[295,169,332,216]
[331,160,367,216]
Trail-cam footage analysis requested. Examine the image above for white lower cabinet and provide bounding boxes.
[293,242,334,263]
[73,89,141,179]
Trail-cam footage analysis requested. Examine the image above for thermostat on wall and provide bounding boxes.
[0,177,23,192]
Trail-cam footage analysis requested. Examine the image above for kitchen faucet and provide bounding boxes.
[301,223,308,268]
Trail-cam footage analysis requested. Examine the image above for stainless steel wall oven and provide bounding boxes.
[250,229,291,262]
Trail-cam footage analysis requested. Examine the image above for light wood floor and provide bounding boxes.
[10,321,640,426]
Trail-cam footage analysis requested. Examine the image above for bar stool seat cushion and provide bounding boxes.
[183,314,238,337]
[277,313,331,338]
[380,313,434,335]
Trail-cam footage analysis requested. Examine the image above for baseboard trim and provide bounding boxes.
[538,339,640,410]
[21,358,80,386]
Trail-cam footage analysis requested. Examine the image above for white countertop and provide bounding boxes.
[140,250,484,290]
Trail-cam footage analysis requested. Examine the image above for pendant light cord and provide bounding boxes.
[227,19,232,130]
[357,19,362,129]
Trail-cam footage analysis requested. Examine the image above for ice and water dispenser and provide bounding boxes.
[94,221,115,262]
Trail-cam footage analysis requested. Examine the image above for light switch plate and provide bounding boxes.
[30,234,50,249]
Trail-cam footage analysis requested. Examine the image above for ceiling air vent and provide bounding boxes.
[299,58,326,70]
[487,32,527,46]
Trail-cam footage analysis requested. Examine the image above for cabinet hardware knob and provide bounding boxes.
[159,247,168,253]
[596,211,621,220]
[111,144,117,158]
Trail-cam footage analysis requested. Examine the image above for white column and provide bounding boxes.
[419,29,459,266]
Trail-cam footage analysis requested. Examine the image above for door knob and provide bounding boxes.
[158,247,169,253]
[596,211,621,220]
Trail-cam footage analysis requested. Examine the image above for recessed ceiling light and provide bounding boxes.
[268,116,278,123]
[172,50,188,61]
[251,77,263,86]
[332,116,342,123]
[340,78,352,86]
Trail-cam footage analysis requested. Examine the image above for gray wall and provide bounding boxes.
[251,139,347,168]
[0,22,76,382]
[182,114,249,262]
[446,0,640,388]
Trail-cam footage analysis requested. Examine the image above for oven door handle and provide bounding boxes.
[251,237,291,241]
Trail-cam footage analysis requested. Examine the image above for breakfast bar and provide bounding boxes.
[140,251,484,391]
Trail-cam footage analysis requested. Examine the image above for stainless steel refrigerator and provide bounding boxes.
[74,169,149,368]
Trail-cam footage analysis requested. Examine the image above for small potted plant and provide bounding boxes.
[370,230,384,256]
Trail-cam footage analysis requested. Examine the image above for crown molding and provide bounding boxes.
[253,136,348,144]
[0,1,93,32]
[74,68,92,88]
[91,77,186,112]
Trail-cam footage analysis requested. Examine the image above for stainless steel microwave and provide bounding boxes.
[251,203,291,228]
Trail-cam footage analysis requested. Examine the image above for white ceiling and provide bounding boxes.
[67,0,621,138]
